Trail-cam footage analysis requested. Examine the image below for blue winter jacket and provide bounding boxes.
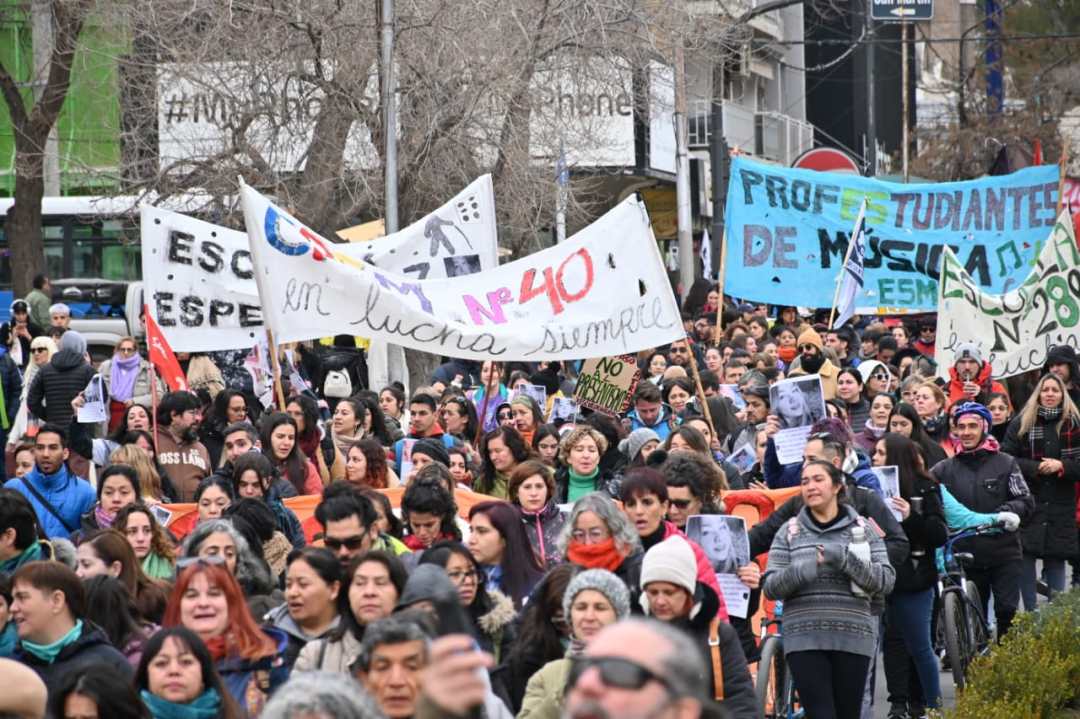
[625,403,680,441]
[4,465,95,539]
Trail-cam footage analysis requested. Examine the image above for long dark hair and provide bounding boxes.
[476,426,531,495]
[135,626,242,719]
[889,402,941,462]
[505,563,580,669]
[49,663,148,719]
[83,575,146,652]
[260,412,309,494]
[329,550,408,643]
[467,501,543,609]
[107,403,153,443]
[441,395,479,440]
[287,394,322,443]
[358,395,395,447]
[879,432,936,499]
[206,389,248,433]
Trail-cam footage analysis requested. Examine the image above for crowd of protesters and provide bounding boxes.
[0,274,1072,719]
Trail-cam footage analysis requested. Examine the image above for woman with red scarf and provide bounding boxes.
[555,492,644,605]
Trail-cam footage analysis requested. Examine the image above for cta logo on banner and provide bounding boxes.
[936,210,1080,380]
[240,184,684,361]
[723,155,1060,311]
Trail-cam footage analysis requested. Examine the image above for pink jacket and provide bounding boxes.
[661,521,728,622]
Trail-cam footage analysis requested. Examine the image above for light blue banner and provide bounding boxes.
[722,156,1060,311]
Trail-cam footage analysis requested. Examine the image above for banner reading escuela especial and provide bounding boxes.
[723,156,1060,311]
[240,185,684,360]
[142,176,499,352]
[936,210,1080,380]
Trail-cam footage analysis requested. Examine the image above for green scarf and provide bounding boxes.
[567,467,600,503]
[141,552,175,581]
[0,542,42,574]
[21,620,82,664]
[140,688,222,719]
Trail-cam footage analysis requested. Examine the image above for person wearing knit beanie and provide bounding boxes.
[411,438,451,468]
[788,325,839,400]
[639,534,698,614]
[562,568,631,625]
[617,428,661,466]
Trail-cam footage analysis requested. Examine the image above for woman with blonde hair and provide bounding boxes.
[110,444,167,503]
[913,381,950,446]
[554,426,618,503]
[1001,372,1080,608]
[5,335,56,444]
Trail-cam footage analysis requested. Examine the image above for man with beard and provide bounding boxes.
[154,391,211,501]
[786,327,839,400]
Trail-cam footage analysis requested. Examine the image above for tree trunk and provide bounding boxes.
[6,149,46,298]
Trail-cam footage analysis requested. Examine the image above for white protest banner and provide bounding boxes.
[141,175,498,351]
[936,210,1080,380]
[241,184,684,360]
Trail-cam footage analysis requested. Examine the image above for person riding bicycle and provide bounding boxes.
[929,402,1033,637]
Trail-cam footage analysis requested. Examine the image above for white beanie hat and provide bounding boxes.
[639,534,697,599]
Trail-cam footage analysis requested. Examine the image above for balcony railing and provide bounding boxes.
[688,100,814,165]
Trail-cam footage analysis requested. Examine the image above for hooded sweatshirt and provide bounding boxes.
[27,332,95,426]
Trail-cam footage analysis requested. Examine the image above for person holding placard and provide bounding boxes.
[872,433,948,716]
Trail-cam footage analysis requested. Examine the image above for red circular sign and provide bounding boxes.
[792,148,862,175]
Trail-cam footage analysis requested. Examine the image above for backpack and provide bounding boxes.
[323,369,353,399]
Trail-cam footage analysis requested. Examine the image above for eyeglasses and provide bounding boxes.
[176,555,227,570]
[669,499,693,509]
[31,347,49,354]
[447,570,478,584]
[871,372,890,382]
[571,528,610,543]
[567,656,674,694]
[323,534,368,552]
[797,344,817,352]
[117,346,137,354]
[497,412,512,420]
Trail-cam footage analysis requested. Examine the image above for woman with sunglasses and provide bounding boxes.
[509,460,565,565]
[764,460,895,719]
[519,569,630,719]
[114,503,176,581]
[493,402,514,428]
[135,626,243,719]
[163,561,287,716]
[419,542,518,664]
[557,493,644,601]
[7,335,55,440]
[661,453,724,531]
[294,550,407,673]
[857,359,891,402]
[264,547,342,670]
[467,501,544,609]
[98,336,164,433]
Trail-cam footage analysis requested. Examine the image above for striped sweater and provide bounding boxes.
[763,504,895,658]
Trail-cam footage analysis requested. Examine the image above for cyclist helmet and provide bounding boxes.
[950,401,992,428]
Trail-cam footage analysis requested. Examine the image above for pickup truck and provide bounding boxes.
[52,279,144,362]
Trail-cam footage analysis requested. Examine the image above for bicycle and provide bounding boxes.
[934,522,1002,689]
[754,600,803,719]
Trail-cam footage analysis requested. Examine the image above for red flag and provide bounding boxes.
[144,305,188,392]
[1033,139,1044,165]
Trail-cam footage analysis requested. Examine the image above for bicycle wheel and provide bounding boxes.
[755,636,788,719]
[965,580,990,653]
[943,590,971,689]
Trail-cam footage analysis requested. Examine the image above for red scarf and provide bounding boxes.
[566,538,624,572]
[204,635,229,662]
[778,346,798,364]
[403,532,455,551]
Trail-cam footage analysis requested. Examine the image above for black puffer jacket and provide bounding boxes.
[930,445,1035,568]
[1000,415,1080,560]
[28,349,94,425]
